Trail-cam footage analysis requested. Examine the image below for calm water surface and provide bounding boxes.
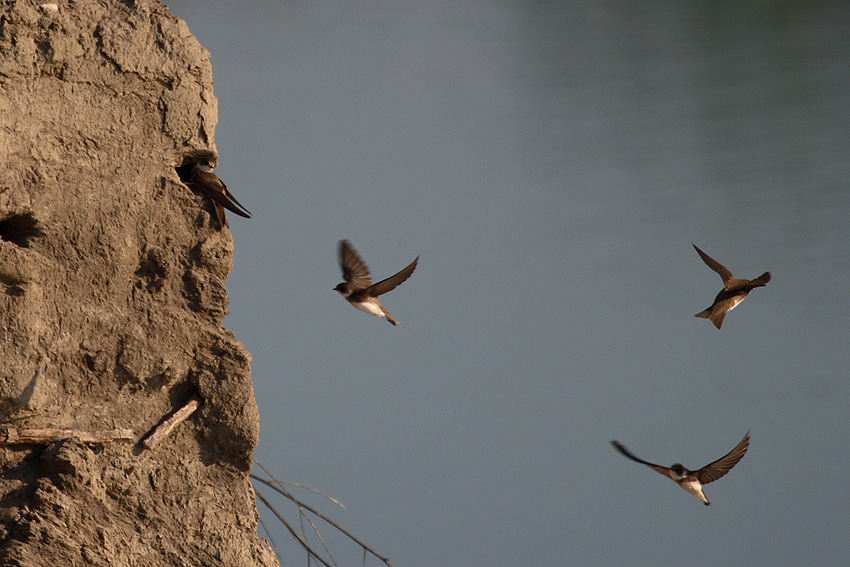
[167,2,849,566]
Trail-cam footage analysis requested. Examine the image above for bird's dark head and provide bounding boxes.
[333,283,348,294]
[669,464,687,478]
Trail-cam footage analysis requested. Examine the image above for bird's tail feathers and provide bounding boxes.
[695,309,724,329]
[709,312,725,329]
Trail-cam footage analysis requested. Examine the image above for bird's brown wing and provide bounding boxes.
[194,170,252,218]
[747,272,771,287]
[611,441,672,478]
[693,244,734,285]
[220,184,252,218]
[695,431,750,485]
[365,256,419,298]
[339,240,373,291]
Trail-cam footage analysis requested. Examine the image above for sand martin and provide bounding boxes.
[191,160,252,229]
[693,244,770,329]
[611,431,750,506]
[334,240,418,326]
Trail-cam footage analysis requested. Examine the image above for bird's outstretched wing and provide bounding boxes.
[695,431,750,485]
[693,244,733,285]
[339,240,373,291]
[747,272,771,287]
[366,256,419,297]
[611,440,671,477]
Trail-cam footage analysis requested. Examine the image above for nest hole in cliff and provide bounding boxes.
[175,163,194,185]
[0,213,42,248]
[176,154,216,186]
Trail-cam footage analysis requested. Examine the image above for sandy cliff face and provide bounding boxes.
[0,1,276,565]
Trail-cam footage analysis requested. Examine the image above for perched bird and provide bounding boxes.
[611,431,750,506]
[190,160,252,229]
[693,244,770,329]
[334,240,418,326]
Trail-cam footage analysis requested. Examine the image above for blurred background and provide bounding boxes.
[165,2,849,566]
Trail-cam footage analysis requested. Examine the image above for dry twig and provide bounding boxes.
[251,458,394,567]
[0,427,133,445]
[141,394,202,451]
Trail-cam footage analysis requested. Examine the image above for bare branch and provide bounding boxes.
[251,460,395,567]
[0,427,133,445]
[253,486,334,567]
[141,394,202,451]
[254,459,346,508]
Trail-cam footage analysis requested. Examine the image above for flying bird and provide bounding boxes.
[611,431,750,506]
[191,160,252,229]
[334,240,418,326]
[693,244,770,329]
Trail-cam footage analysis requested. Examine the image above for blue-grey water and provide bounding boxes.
[166,2,849,566]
